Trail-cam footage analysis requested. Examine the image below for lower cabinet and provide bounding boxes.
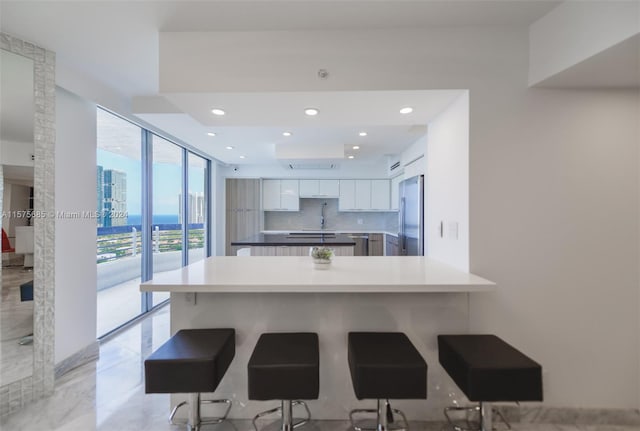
[250,245,355,256]
[385,234,399,256]
[368,233,384,256]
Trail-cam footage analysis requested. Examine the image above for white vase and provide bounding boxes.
[313,258,331,269]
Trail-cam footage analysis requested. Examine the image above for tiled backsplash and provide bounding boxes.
[264,198,398,232]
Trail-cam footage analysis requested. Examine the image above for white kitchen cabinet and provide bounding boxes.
[338,180,356,210]
[262,180,281,210]
[280,179,300,210]
[299,179,340,198]
[339,179,394,211]
[391,175,403,211]
[371,180,390,210]
[299,180,317,197]
[355,180,372,210]
[262,179,300,211]
[318,180,340,197]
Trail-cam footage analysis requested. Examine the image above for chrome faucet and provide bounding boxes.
[320,202,327,230]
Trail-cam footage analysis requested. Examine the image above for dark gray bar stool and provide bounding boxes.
[145,328,235,431]
[248,332,319,431]
[348,332,428,431]
[438,334,543,431]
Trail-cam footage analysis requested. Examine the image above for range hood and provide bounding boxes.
[287,162,338,170]
[276,142,342,170]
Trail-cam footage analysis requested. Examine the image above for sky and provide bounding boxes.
[97,149,205,216]
[97,108,206,218]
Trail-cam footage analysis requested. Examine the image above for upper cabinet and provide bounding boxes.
[262,179,300,211]
[390,175,403,211]
[299,179,340,198]
[339,179,392,211]
[338,180,356,210]
[260,178,393,212]
[371,180,390,210]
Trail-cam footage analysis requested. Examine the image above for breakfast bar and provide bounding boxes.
[141,256,495,421]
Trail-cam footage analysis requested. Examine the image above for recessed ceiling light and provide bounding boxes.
[399,107,413,114]
[358,132,367,137]
[211,108,226,116]
[283,131,292,137]
[352,145,360,150]
[239,155,246,159]
[348,155,355,159]
[225,146,234,150]
[304,108,319,116]
[207,132,216,137]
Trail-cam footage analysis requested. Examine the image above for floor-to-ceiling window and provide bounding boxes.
[96,109,143,337]
[151,135,183,307]
[187,153,208,264]
[96,108,211,337]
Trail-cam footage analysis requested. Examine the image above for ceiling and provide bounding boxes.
[536,33,640,88]
[3,165,34,185]
[136,90,463,164]
[0,1,561,165]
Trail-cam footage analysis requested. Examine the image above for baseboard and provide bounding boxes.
[54,341,99,379]
[498,405,640,426]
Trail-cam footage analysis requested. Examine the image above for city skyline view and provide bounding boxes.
[97,148,206,225]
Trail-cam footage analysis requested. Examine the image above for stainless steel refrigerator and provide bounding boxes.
[398,174,424,256]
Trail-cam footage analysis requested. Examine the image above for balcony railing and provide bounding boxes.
[97,223,205,264]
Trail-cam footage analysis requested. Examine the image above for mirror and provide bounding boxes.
[0,33,55,415]
[1,48,35,388]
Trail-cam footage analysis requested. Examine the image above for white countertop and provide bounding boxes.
[140,256,495,293]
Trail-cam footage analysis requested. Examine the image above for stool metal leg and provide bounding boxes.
[443,403,510,431]
[169,401,188,424]
[479,403,492,431]
[168,393,232,431]
[252,400,311,431]
[200,398,233,425]
[282,400,293,431]
[188,393,201,431]
[349,400,409,431]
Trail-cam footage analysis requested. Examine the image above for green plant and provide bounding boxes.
[311,246,333,260]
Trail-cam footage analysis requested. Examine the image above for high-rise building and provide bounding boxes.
[102,169,127,227]
[178,192,205,224]
[96,165,104,226]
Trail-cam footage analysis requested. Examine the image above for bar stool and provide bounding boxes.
[248,332,319,431]
[348,332,428,431]
[438,334,543,431]
[144,328,235,431]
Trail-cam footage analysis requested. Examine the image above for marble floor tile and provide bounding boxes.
[1,304,638,431]
[0,264,34,385]
[96,276,170,337]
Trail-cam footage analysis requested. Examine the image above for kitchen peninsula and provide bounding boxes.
[141,256,494,421]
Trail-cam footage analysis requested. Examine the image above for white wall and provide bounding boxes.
[160,26,639,409]
[470,88,638,408]
[426,92,469,271]
[55,87,98,363]
[401,138,426,180]
[0,140,34,167]
[529,1,640,86]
